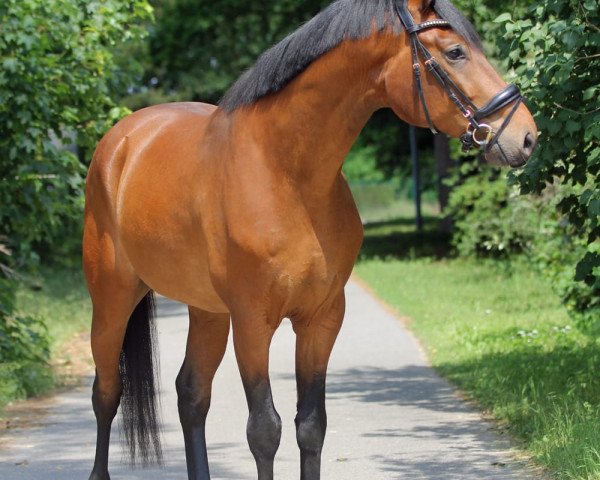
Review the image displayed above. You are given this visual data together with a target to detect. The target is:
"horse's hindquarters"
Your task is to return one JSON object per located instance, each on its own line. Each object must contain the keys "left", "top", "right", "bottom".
{"left": 85, "top": 102, "right": 228, "bottom": 313}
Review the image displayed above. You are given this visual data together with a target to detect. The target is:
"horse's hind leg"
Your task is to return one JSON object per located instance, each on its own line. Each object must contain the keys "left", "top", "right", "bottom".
{"left": 87, "top": 272, "right": 148, "bottom": 480}
{"left": 88, "top": 283, "right": 148, "bottom": 480}
{"left": 176, "top": 307, "right": 230, "bottom": 480}
{"left": 293, "top": 293, "right": 345, "bottom": 480}
{"left": 83, "top": 217, "right": 149, "bottom": 480}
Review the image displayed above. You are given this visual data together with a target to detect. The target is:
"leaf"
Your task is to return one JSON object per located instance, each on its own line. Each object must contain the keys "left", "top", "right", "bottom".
{"left": 494, "top": 13, "right": 512, "bottom": 23}
{"left": 575, "top": 252, "right": 600, "bottom": 282}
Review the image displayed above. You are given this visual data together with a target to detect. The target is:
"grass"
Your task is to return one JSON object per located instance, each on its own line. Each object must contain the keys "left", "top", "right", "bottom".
{"left": 355, "top": 216, "right": 600, "bottom": 480}
{"left": 16, "top": 265, "right": 91, "bottom": 350}
{"left": 0, "top": 264, "right": 91, "bottom": 410}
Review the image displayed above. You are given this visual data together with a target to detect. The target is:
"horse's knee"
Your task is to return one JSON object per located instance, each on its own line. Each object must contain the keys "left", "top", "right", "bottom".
{"left": 295, "top": 405, "right": 326, "bottom": 455}
{"left": 244, "top": 381, "right": 282, "bottom": 460}
{"left": 247, "top": 406, "right": 282, "bottom": 460}
{"left": 295, "top": 375, "right": 327, "bottom": 455}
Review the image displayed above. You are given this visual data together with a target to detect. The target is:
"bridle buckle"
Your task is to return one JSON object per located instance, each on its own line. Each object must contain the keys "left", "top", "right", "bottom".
{"left": 471, "top": 124, "right": 494, "bottom": 147}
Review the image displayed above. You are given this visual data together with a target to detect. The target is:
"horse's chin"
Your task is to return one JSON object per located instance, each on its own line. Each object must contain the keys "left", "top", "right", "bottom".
{"left": 483, "top": 143, "right": 528, "bottom": 168}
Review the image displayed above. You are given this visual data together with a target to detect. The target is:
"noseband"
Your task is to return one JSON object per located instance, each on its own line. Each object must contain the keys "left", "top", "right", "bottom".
{"left": 396, "top": 0, "right": 523, "bottom": 153}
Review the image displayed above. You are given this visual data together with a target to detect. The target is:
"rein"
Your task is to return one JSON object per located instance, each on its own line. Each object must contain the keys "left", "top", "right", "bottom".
{"left": 395, "top": 0, "right": 523, "bottom": 154}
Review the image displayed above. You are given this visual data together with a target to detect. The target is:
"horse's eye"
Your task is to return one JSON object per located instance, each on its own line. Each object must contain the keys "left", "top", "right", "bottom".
{"left": 445, "top": 46, "right": 466, "bottom": 61}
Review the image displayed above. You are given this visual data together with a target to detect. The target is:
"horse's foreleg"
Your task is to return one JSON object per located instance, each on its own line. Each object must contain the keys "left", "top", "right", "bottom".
{"left": 293, "top": 293, "right": 345, "bottom": 480}
{"left": 231, "top": 316, "right": 281, "bottom": 480}
{"left": 176, "top": 308, "right": 230, "bottom": 480}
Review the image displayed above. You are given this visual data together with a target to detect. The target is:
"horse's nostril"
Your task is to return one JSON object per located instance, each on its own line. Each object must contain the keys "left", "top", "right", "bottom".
{"left": 523, "top": 132, "right": 535, "bottom": 155}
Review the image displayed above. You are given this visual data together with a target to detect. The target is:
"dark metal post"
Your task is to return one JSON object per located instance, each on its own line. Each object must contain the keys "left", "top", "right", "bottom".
{"left": 409, "top": 125, "right": 423, "bottom": 231}
{"left": 434, "top": 133, "right": 453, "bottom": 233}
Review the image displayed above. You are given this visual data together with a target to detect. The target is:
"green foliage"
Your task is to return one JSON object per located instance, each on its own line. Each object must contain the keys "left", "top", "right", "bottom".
{"left": 447, "top": 167, "right": 536, "bottom": 257}
{"left": 447, "top": 0, "right": 599, "bottom": 319}
{"left": 0, "top": 243, "right": 53, "bottom": 408}
{"left": 0, "top": 0, "right": 151, "bottom": 408}
{"left": 16, "top": 265, "right": 92, "bottom": 349}
{"left": 146, "top": 0, "right": 328, "bottom": 104}
{"left": 448, "top": 162, "right": 599, "bottom": 319}
{"left": 0, "top": 0, "right": 153, "bottom": 264}
{"left": 0, "top": 314, "right": 53, "bottom": 405}
{"left": 496, "top": 1, "right": 600, "bottom": 309}
{"left": 0, "top": 314, "right": 50, "bottom": 366}
{"left": 343, "top": 145, "right": 385, "bottom": 182}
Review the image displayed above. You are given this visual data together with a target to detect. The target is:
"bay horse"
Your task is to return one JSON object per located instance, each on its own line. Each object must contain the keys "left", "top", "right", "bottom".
{"left": 83, "top": 0, "right": 537, "bottom": 479}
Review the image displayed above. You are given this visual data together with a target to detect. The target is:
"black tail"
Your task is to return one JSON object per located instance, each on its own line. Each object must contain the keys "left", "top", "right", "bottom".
{"left": 120, "top": 291, "right": 163, "bottom": 466}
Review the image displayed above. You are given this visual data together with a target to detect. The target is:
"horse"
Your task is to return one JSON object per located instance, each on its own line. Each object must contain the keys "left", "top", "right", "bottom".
{"left": 83, "top": 0, "right": 537, "bottom": 479}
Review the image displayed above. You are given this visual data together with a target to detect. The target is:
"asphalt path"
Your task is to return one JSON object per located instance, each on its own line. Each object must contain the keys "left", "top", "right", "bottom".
{"left": 0, "top": 279, "right": 536, "bottom": 479}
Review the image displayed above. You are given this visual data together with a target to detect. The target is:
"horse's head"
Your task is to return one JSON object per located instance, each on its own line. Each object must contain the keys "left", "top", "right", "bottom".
{"left": 382, "top": 0, "right": 537, "bottom": 167}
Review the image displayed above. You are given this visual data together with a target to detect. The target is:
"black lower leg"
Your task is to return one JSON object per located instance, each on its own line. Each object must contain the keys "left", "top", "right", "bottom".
{"left": 89, "top": 374, "right": 121, "bottom": 480}
{"left": 244, "top": 380, "right": 282, "bottom": 480}
{"left": 295, "top": 374, "right": 327, "bottom": 480}
{"left": 176, "top": 367, "right": 211, "bottom": 480}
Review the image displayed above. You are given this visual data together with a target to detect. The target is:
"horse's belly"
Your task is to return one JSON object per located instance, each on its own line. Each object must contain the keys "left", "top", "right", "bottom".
{"left": 124, "top": 234, "right": 228, "bottom": 313}
{"left": 117, "top": 187, "right": 228, "bottom": 314}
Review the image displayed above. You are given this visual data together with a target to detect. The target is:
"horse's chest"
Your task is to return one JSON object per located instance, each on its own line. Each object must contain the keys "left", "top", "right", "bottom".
{"left": 220, "top": 211, "right": 361, "bottom": 316}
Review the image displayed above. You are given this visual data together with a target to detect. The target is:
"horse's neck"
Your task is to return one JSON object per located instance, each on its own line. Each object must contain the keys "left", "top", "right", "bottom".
{"left": 232, "top": 36, "right": 395, "bottom": 196}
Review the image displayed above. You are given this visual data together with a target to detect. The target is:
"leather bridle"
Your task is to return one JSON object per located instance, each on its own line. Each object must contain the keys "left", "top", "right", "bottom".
{"left": 396, "top": 0, "right": 523, "bottom": 154}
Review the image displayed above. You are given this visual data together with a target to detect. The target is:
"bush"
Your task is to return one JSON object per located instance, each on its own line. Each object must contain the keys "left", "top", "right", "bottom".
{"left": 343, "top": 144, "right": 385, "bottom": 182}
{"left": 0, "top": 0, "right": 153, "bottom": 407}
{"left": 447, "top": 168, "right": 531, "bottom": 257}
{"left": 447, "top": 0, "right": 599, "bottom": 321}
{"left": 0, "top": 0, "right": 153, "bottom": 266}
{"left": 497, "top": 0, "right": 599, "bottom": 317}
{"left": 0, "top": 316, "right": 53, "bottom": 406}
{"left": 448, "top": 161, "right": 599, "bottom": 323}
{"left": 0, "top": 244, "right": 53, "bottom": 409}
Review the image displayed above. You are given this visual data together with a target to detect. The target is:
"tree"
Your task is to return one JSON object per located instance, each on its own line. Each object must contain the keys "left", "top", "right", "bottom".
{"left": 0, "top": 0, "right": 153, "bottom": 405}
{"left": 497, "top": 0, "right": 599, "bottom": 317}
{"left": 447, "top": 0, "right": 599, "bottom": 319}
{"left": 142, "top": 0, "right": 329, "bottom": 105}
{"left": 0, "top": 0, "right": 153, "bottom": 264}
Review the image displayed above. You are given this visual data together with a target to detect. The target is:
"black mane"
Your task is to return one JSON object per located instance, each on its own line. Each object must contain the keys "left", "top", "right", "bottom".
{"left": 220, "top": 0, "right": 482, "bottom": 112}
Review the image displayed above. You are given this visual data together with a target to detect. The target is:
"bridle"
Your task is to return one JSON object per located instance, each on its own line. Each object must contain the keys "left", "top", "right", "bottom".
{"left": 395, "top": 0, "right": 523, "bottom": 154}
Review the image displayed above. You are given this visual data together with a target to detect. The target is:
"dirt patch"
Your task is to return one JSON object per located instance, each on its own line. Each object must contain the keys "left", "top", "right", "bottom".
{"left": 51, "top": 331, "right": 94, "bottom": 387}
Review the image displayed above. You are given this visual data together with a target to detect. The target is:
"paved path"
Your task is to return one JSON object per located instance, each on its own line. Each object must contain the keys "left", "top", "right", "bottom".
{"left": 0, "top": 280, "right": 535, "bottom": 479}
